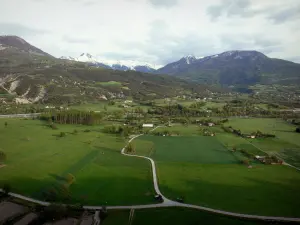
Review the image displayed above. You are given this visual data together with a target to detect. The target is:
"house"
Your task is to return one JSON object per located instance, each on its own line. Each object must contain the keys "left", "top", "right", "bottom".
{"left": 246, "top": 135, "right": 256, "bottom": 139}
{"left": 208, "top": 122, "right": 215, "bottom": 127}
{"left": 142, "top": 124, "right": 154, "bottom": 128}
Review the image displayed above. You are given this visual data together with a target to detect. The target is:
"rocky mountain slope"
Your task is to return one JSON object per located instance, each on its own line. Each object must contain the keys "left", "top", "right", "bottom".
{"left": 157, "top": 51, "right": 300, "bottom": 87}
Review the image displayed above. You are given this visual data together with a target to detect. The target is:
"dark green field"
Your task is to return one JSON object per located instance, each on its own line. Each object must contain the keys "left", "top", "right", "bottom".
{"left": 135, "top": 136, "right": 238, "bottom": 164}
{"left": 103, "top": 208, "right": 286, "bottom": 225}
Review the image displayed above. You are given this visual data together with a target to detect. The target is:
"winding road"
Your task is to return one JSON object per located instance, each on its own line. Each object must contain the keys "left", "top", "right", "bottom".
{"left": 1, "top": 126, "right": 300, "bottom": 223}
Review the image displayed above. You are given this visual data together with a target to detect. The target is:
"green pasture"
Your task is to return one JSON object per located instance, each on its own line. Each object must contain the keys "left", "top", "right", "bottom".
{"left": 0, "top": 119, "right": 154, "bottom": 205}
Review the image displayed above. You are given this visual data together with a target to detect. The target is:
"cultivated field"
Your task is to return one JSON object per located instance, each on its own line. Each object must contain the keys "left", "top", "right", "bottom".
{"left": 227, "top": 118, "right": 300, "bottom": 167}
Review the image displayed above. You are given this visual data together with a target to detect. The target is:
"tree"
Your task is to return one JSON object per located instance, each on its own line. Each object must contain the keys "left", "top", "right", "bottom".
{"left": 296, "top": 127, "right": 300, "bottom": 133}
{"left": 4, "top": 122, "right": 7, "bottom": 128}
{"left": 66, "top": 173, "right": 75, "bottom": 184}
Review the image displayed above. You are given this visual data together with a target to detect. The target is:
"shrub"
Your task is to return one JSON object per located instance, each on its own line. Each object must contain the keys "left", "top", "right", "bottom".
{"left": 296, "top": 127, "right": 300, "bottom": 133}
{"left": 73, "top": 129, "right": 78, "bottom": 134}
{"left": 59, "top": 132, "right": 66, "bottom": 137}
{"left": 84, "top": 129, "right": 91, "bottom": 133}
{"left": 4, "top": 122, "right": 7, "bottom": 127}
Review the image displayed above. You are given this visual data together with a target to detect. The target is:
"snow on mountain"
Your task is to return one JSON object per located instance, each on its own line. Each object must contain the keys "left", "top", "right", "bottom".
{"left": 77, "top": 53, "right": 98, "bottom": 64}
{"left": 60, "top": 53, "right": 160, "bottom": 73}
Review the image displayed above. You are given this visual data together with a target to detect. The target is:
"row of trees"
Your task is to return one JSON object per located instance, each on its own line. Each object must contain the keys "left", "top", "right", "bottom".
{"left": 40, "top": 110, "right": 103, "bottom": 125}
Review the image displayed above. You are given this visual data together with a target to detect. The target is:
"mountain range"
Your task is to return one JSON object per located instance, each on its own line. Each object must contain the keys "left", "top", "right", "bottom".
{"left": 61, "top": 51, "right": 300, "bottom": 89}
{"left": 1, "top": 35, "right": 300, "bottom": 105}
{"left": 60, "top": 53, "right": 157, "bottom": 73}
{"left": 0, "top": 36, "right": 213, "bottom": 105}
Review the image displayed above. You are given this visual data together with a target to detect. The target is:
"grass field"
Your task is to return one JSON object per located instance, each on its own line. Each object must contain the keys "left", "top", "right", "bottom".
{"left": 95, "top": 81, "right": 122, "bottom": 87}
{"left": 103, "top": 208, "right": 283, "bottom": 225}
{"left": 135, "top": 136, "right": 238, "bottom": 164}
{"left": 0, "top": 119, "right": 154, "bottom": 205}
{"left": 134, "top": 134, "right": 300, "bottom": 217}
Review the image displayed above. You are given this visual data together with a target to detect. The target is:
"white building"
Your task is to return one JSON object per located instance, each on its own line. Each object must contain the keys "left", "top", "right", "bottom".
{"left": 142, "top": 124, "right": 154, "bottom": 128}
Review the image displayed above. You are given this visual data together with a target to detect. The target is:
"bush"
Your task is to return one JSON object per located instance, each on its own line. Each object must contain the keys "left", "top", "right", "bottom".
{"left": 125, "top": 143, "right": 135, "bottom": 154}
{"left": 59, "top": 132, "right": 66, "bottom": 137}
{"left": 50, "top": 124, "right": 58, "bottom": 130}
{"left": 296, "top": 127, "right": 300, "bottom": 133}
{"left": 84, "top": 129, "right": 91, "bottom": 133}
{"left": 73, "top": 129, "right": 78, "bottom": 134}
{"left": 2, "top": 183, "right": 11, "bottom": 195}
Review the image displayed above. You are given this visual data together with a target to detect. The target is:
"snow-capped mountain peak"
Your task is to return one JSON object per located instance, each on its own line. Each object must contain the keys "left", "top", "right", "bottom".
{"left": 77, "top": 53, "right": 98, "bottom": 63}
{"left": 182, "top": 55, "right": 198, "bottom": 64}
{"left": 59, "top": 53, "right": 160, "bottom": 73}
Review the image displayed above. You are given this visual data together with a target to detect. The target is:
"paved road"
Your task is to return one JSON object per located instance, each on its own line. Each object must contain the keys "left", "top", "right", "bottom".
{"left": 1, "top": 126, "right": 300, "bottom": 222}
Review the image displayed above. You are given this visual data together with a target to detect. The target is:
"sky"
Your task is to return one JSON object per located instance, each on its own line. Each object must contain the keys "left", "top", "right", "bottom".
{"left": 0, "top": 0, "right": 300, "bottom": 67}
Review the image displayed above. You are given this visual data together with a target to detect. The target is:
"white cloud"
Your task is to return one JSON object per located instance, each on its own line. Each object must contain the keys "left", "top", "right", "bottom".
{"left": 0, "top": 0, "right": 299, "bottom": 64}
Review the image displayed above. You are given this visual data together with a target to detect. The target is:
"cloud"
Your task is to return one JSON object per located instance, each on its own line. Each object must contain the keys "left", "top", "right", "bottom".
{"left": 1, "top": 0, "right": 299, "bottom": 65}
{"left": 0, "top": 22, "right": 48, "bottom": 37}
{"left": 207, "top": 0, "right": 255, "bottom": 20}
{"left": 63, "top": 35, "right": 93, "bottom": 44}
{"left": 268, "top": 5, "right": 300, "bottom": 24}
{"left": 148, "top": 0, "right": 178, "bottom": 8}
{"left": 207, "top": 0, "right": 300, "bottom": 24}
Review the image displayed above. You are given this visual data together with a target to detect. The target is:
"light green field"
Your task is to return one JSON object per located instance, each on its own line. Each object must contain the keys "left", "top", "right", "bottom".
{"left": 153, "top": 125, "right": 201, "bottom": 136}
{"left": 135, "top": 136, "right": 238, "bottom": 164}
{"left": 96, "top": 81, "right": 122, "bottom": 86}
{"left": 0, "top": 119, "right": 154, "bottom": 205}
{"left": 134, "top": 134, "right": 300, "bottom": 217}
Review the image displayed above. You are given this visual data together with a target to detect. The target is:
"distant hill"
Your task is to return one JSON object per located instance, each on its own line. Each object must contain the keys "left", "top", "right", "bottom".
{"left": 156, "top": 51, "right": 300, "bottom": 87}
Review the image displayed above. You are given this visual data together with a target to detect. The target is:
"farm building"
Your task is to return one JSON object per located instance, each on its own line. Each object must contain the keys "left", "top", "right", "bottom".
{"left": 208, "top": 123, "right": 215, "bottom": 127}
{"left": 143, "top": 124, "right": 154, "bottom": 128}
